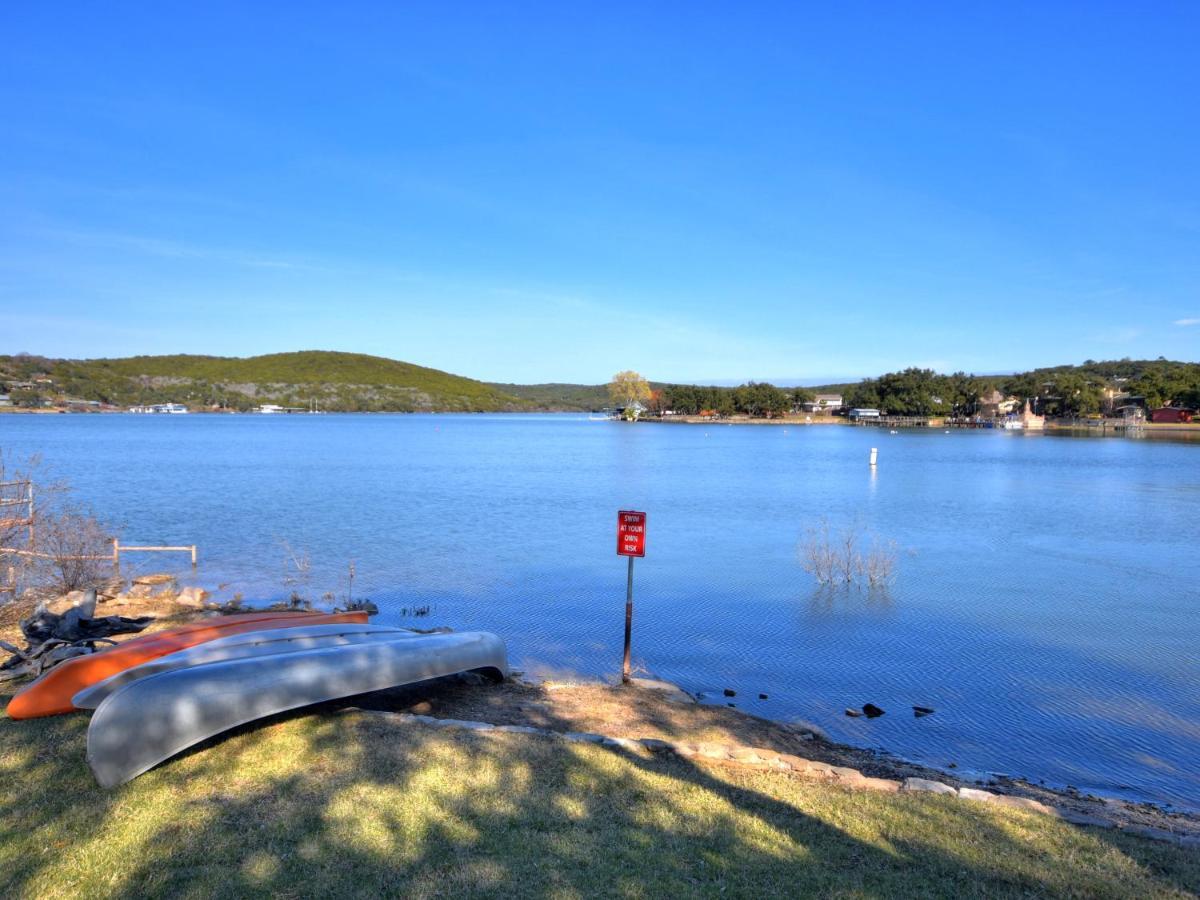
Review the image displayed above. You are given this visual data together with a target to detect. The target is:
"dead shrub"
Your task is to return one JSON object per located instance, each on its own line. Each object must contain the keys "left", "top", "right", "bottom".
{"left": 800, "top": 520, "right": 899, "bottom": 590}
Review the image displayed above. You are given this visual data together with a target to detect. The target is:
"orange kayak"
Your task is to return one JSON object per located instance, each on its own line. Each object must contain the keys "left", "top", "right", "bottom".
{"left": 6, "top": 610, "right": 369, "bottom": 719}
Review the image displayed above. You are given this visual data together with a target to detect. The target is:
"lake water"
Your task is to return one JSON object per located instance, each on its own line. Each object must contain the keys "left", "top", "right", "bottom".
{"left": 2, "top": 414, "right": 1198, "bottom": 810}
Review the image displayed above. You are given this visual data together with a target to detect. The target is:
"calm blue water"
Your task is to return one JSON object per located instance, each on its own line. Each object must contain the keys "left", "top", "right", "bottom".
{"left": 2, "top": 414, "right": 1198, "bottom": 810}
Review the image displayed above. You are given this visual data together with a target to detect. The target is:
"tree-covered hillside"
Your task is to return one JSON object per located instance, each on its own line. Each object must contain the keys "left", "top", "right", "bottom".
{"left": 839, "top": 359, "right": 1200, "bottom": 417}
{"left": 486, "top": 382, "right": 611, "bottom": 411}
{"left": 0, "top": 351, "right": 525, "bottom": 412}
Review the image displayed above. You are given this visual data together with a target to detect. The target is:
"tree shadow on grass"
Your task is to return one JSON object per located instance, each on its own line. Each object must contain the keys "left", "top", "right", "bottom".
{"left": 1, "top": 680, "right": 1198, "bottom": 899}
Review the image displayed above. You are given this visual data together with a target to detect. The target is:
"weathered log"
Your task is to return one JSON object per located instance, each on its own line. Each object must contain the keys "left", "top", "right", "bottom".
{"left": 0, "top": 589, "right": 153, "bottom": 682}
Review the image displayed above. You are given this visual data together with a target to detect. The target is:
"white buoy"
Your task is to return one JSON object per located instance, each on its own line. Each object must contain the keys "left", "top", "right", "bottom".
{"left": 869, "top": 447, "right": 878, "bottom": 466}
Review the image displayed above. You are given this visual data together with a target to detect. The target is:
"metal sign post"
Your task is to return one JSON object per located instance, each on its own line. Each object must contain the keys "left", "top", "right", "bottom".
{"left": 616, "top": 510, "right": 647, "bottom": 684}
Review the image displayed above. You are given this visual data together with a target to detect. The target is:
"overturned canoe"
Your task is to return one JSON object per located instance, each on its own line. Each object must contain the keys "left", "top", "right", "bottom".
{"left": 73, "top": 623, "right": 418, "bottom": 709}
{"left": 6, "top": 610, "right": 369, "bottom": 719}
{"left": 87, "top": 630, "right": 507, "bottom": 787}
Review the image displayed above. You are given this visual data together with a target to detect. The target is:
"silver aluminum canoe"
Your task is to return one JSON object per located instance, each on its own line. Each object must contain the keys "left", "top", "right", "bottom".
{"left": 72, "top": 624, "right": 417, "bottom": 710}
{"left": 86, "top": 631, "right": 507, "bottom": 788}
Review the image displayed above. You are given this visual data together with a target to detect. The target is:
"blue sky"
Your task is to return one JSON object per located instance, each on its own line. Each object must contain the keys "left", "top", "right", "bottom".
{"left": 2, "top": 3, "right": 1197, "bottom": 384}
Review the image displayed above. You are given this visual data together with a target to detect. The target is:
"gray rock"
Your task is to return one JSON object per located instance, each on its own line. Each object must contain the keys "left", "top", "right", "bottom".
{"left": 859, "top": 777, "right": 901, "bottom": 793}
{"left": 1057, "top": 810, "right": 1113, "bottom": 828}
{"left": 777, "top": 754, "right": 810, "bottom": 771}
{"left": 902, "top": 778, "right": 957, "bottom": 796}
{"left": 957, "top": 787, "right": 996, "bottom": 803}
{"left": 602, "top": 737, "right": 651, "bottom": 756}
{"left": 45, "top": 590, "right": 92, "bottom": 616}
{"left": 174, "top": 586, "right": 209, "bottom": 608}
{"left": 990, "top": 795, "right": 1056, "bottom": 815}
{"left": 638, "top": 738, "right": 672, "bottom": 752}
{"left": 562, "top": 732, "right": 605, "bottom": 744}
{"left": 729, "top": 748, "right": 764, "bottom": 763}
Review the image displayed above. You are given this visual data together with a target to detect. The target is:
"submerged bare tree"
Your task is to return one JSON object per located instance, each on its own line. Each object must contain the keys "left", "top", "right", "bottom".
{"left": 800, "top": 520, "right": 899, "bottom": 590}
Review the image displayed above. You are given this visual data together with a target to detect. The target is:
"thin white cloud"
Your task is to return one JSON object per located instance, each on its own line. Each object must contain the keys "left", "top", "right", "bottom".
{"left": 26, "top": 226, "right": 324, "bottom": 272}
{"left": 1174, "top": 318, "right": 1200, "bottom": 327}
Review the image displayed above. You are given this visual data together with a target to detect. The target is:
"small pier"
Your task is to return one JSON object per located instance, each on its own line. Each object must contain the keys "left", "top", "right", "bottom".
{"left": 851, "top": 415, "right": 934, "bottom": 428}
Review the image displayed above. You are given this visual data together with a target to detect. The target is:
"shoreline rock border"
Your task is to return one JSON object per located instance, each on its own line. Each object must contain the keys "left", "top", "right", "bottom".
{"left": 356, "top": 708, "right": 1199, "bottom": 849}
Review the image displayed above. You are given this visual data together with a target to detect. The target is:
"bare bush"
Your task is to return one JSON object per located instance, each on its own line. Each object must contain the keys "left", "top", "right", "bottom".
{"left": 800, "top": 520, "right": 899, "bottom": 590}
{"left": 31, "top": 507, "right": 112, "bottom": 593}
{"left": 0, "top": 452, "right": 115, "bottom": 600}
{"left": 280, "top": 540, "right": 312, "bottom": 599}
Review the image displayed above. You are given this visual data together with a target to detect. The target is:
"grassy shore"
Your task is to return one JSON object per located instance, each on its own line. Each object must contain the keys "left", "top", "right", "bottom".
{"left": 2, "top": 677, "right": 1198, "bottom": 898}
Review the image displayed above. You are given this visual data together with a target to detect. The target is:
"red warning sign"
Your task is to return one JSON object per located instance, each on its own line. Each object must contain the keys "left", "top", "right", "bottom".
{"left": 616, "top": 510, "right": 646, "bottom": 557}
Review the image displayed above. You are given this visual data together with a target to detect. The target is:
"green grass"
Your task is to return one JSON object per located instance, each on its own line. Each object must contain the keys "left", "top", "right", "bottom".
{"left": 1, "top": 706, "right": 1197, "bottom": 898}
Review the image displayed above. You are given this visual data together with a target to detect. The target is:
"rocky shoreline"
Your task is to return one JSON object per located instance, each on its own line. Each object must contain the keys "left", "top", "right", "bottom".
{"left": 2, "top": 585, "right": 1196, "bottom": 844}
{"left": 354, "top": 674, "right": 1200, "bottom": 847}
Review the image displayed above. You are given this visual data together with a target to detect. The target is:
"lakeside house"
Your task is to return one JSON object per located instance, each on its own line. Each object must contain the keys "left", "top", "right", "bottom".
{"left": 848, "top": 408, "right": 881, "bottom": 420}
{"left": 130, "top": 403, "right": 189, "bottom": 414}
{"left": 1105, "top": 392, "right": 1147, "bottom": 414}
{"left": 978, "top": 389, "right": 1019, "bottom": 418}
{"left": 1150, "top": 407, "right": 1195, "bottom": 424}
{"left": 0, "top": 394, "right": 11, "bottom": 407}
{"left": 800, "top": 393, "right": 843, "bottom": 413}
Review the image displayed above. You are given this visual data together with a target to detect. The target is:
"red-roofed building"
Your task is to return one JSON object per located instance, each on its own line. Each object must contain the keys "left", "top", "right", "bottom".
{"left": 1150, "top": 407, "right": 1195, "bottom": 424}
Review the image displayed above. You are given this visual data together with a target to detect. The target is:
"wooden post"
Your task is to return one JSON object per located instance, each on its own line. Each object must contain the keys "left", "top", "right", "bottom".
{"left": 622, "top": 556, "right": 634, "bottom": 684}
{"left": 191, "top": 545, "right": 197, "bottom": 567}
{"left": 27, "top": 481, "right": 34, "bottom": 546}
{"left": 112, "top": 538, "right": 120, "bottom": 573}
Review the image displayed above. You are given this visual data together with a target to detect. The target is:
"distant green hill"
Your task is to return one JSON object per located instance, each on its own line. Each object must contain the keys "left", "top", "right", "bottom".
{"left": 0, "top": 351, "right": 527, "bottom": 412}
{"left": 486, "top": 382, "right": 610, "bottom": 411}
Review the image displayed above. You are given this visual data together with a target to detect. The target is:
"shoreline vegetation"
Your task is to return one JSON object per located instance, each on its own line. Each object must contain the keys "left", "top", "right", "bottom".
{"left": 2, "top": 593, "right": 1199, "bottom": 896}
{"left": 3, "top": 351, "right": 1199, "bottom": 422}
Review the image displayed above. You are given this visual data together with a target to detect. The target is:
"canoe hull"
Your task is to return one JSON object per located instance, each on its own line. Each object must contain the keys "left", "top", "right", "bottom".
{"left": 87, "top": 631, "right": 507, "bottom": 787}
{"left": 73, "top": 623, "right": 417, "bottom": 709}
{"left": 7, "top": 610, "right": 369, "bottom": 719}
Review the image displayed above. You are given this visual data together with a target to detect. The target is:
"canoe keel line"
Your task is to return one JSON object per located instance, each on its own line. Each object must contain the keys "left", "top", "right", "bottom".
{"left": 86, "top": 630, "right": 508, "bottom": 787}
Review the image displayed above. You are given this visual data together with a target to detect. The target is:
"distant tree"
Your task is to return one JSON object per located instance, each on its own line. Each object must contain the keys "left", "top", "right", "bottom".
{"left": 844, "top": 379, "right": 881, "bottom": 411}
{"left": 790, "top": 387, "right": 816, "bottom": 410}
{"left": 608, "top": 370, "right": 651, "bottom": 419}
{"left": 733, "top": 382, "right": 790, "bottom": 418}
{"left": 10, "top": 388, "right": 45, "bottom": 408}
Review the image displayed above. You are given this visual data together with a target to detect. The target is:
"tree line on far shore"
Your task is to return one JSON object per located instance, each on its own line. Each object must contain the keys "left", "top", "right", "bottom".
{"left": 622, "top": 358, "right": 1200, "bottom": 419}
{"left": 841, "top": 360, "right": 1200, "bottom": 417}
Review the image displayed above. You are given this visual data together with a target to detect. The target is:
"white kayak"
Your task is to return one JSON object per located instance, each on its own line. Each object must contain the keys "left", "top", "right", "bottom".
{"left": 72, "top": 623, "right": 418, "bottom": 710}
{"left": 86, "top": 630, "right": 507, "bottom": 788}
